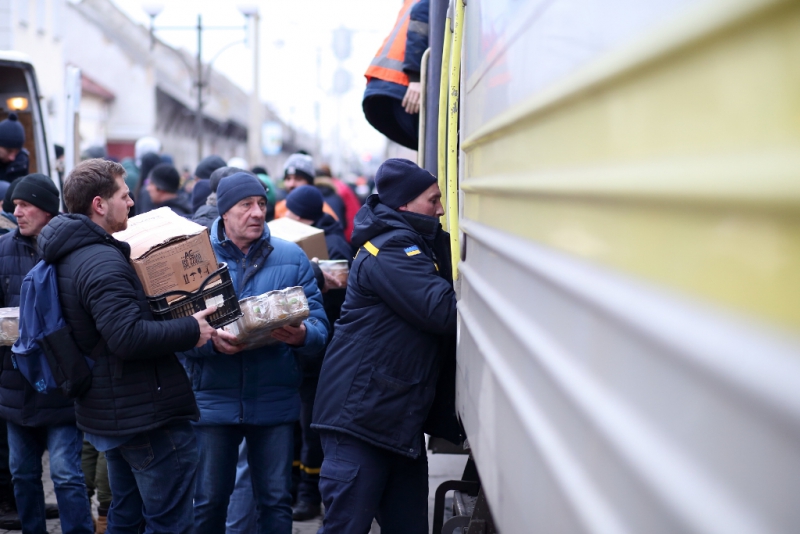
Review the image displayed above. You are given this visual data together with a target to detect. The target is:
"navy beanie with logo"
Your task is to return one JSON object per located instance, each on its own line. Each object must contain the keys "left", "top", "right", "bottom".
{"left": 217, "top": 172, "right": 267, "bottom": 215}
{"left": 286, "top": 185, "right": 324, "bottom": 222}
{"left": 375, "top": 158, "right": 437, "bottom": 209}
{"left": 0, "top": 113, "right": 25, "bottom": 150}
{"left": 11, "top": 173, "right": 60, "bottom": 216}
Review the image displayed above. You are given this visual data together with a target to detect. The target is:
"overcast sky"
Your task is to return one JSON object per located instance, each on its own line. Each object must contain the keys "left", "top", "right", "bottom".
{"left": 109, "top": 0, "right": 404, "bottom": 164}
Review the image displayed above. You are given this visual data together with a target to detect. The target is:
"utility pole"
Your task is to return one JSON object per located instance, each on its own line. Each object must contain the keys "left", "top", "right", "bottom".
{"left": 247, "top": 10, "right": 261, "bottom": 167}
{"left": 196, "top": 14, "right": 204, "bottom": 163}
{"left": 146, "top": 8, "right": 248, "bottom": 167}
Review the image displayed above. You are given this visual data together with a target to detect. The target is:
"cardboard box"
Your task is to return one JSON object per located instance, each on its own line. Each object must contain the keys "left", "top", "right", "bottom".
{"left": 114, "top": 207, "right": 219, "bottom": 296}
{"left": 267, "top": 217, "right": 328, "bottom": 260}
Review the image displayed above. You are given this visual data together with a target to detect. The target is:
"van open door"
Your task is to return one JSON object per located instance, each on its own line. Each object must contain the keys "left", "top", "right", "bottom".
{"left": 0, "top": 52, "right": 58, "bottom": 192}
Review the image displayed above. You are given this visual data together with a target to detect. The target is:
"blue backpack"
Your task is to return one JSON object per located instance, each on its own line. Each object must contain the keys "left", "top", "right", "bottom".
{"left": 11, "top": 260, "right": 102, "bottom": 398}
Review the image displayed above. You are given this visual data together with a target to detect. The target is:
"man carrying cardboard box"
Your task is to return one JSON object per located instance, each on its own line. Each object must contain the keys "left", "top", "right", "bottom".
{"left": 181, "top": 172, "right": 329, "bottom": 534}
{"left": 36, "top": 159, "right": 218, "bottom": 534}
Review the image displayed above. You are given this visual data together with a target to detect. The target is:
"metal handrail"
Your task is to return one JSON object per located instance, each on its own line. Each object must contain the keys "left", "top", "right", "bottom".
{"left": 418, "top": 47, "right": 432, "bottom": 168}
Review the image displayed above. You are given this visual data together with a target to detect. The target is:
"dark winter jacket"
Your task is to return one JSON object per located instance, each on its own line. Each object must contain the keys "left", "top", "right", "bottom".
{"left": 0, "top": 229, "right": 75, "bottom": 427}
{"left": 310, "top": 213, "right": 352, "bottom": 311}
{"left": 193, "top": 193, "right": 219, "bottom": 229}
{"left": 37, "top": 214, "right": 200, "bottom": 436}
{"left": 156, "top": 196, "right": 192, "bottom": 218}
{"left": 317, "top": 214, "right": 353, "bottom": 264}
{"left": 305, "top": 214, "right": 353, "bottom": 376}
{"left": 312, "top": 195, "right": 464, "bottom": 458}
{"left": 181, "top": 218, "right": 329, "bottom": 426}
{"left": 0, "top": 149, "right": 29, "bottom": 183}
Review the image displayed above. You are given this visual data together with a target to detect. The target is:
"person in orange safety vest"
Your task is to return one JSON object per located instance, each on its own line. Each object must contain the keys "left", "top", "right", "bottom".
{"left": 362, "top": 0, "right": 429, "bottom": 151}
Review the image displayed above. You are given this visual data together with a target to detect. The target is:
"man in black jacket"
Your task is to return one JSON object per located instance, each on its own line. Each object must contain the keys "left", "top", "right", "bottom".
{"left": 0, "top": 174, "right": 94, "bottom": 533}
{"left": 284, "top": 185, "right": 352, "bottom": 521}
{"left": 37, "top": 159, "right": 218, "bottom": 534}
{"left": 313, "top": 158, "right": 464, "bottom": 533}
{"left": 143, "top": 163, "right": 191, "bottom": 217}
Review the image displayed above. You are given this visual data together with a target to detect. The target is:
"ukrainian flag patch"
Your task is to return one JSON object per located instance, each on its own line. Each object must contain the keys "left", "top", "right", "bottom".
{"left": 405, "top": 245, "right": 421, "bottom": 257}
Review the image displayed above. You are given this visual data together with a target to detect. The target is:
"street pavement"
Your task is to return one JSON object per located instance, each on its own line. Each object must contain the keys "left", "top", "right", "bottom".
{"left": 2, "top": 450, "right": 468, "bottom": 534}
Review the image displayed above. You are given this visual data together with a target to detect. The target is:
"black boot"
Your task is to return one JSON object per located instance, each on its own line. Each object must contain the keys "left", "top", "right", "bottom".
{"left": 0, "top": 498, "right": 21, "bottom": 530}
{"left": 45, "top": 502, "right": 59, "bottom": 519}
{"left": 291, "top": 500, "right": 321, "bottom": 521}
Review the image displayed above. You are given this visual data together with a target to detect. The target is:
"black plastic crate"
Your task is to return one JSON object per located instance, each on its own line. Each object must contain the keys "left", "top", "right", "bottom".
{"left": 147, "top": 263, "right": 242, "bottom": 329}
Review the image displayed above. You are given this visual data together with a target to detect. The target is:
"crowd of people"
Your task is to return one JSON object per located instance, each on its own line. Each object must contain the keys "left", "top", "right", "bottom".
{"left": 0, "top": 108, "right": 462, "bottom": 534}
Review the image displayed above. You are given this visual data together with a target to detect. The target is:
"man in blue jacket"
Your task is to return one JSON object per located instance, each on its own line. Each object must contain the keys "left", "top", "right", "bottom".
{"left": 0, "top": 174, "right": 94, "bottom": 533}
{"left": 313, "top": 158, "right": 464, "bottom": 534}
{"left": 182, "top": 172, "right": 329, "bottom": 534}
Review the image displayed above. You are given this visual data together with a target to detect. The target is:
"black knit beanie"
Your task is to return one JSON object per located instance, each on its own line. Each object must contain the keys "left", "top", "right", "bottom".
{"left": 11, "top": 173, "right": 60, "bottom": 216}
{"left": 149, "top": 163, "right": 180, "bottom": 193}
{"left": 286, "top": 185, "right": 324, "bottom": 222}
{"left": 194, "top": 155, "right": 226, "bottom": 180}
{"left": 375, "top": 158, "right": 437, "bottom": 209}
{"left": 209, "top": 166, "right": 248, "bottom": 193}
{"left": 0, "top": 113, "right": 25, "bottom": 149}
{"left": 217, "top": 172, "right": 267, "bottom": 215}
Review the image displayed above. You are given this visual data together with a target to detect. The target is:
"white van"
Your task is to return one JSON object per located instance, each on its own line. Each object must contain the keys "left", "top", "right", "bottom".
{"left": 0, "top": 51, "right": 59, "bottom": 190}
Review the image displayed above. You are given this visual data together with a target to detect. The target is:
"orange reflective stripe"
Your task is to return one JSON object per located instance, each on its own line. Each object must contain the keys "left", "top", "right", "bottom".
{"left": 387, "top": 16, "right": 411, "bottom": 61}
{"left": 365, "top": 66, "right": 409, "bottom": 86}
{"left": 365, "top": 0, "right": 416, "bottom": 87}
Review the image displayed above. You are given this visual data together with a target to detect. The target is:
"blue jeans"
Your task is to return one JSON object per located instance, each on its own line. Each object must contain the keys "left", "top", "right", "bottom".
{"left": 194, "top": 423, "right": 293, "bottom": 534}
{"left": 318, "top": 431, "right": 428, "bottom": 534}
{"left": 225, "top": 441, "right": 257, "bottom": 534}
{"left": 7, "top": 422, "right": 93, "bottom": 534}
{"left": 104, "top": 422, "right": 198, "bottom": 534}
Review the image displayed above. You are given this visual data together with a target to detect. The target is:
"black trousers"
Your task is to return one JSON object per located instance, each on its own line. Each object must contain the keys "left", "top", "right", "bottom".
{"left": 317, "top": 431, "right": 428, "bottom": 534}
{"left": 0, "top": 421, "right": 13, "bottom": 503}
{"left": 297, "top": 374, "right": 324, "bottom": 505}
{"left": 363, "top": 95, "right": 419, "bottom": 150}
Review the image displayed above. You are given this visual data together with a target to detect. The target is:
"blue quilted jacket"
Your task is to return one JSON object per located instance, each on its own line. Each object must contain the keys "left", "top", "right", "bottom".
{"left": 181, "top": 218, "right": 329, "bottom": 426}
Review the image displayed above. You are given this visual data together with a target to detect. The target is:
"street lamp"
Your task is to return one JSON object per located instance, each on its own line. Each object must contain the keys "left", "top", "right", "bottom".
{"left": 144, "top": 4, "right": 250, "bottom": 164}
